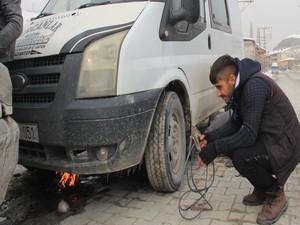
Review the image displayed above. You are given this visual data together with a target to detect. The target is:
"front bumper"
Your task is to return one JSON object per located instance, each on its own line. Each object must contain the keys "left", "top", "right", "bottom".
{"left": 18, "top": 89, "right": 162, "bottom": 174}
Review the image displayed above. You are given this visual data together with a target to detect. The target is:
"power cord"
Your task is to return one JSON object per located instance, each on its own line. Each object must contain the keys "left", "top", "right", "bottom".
{"left": 178, "top": 129, "right": 215, "bottom": 220}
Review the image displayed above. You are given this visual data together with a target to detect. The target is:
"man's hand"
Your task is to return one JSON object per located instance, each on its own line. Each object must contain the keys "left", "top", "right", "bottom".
{"left": 197, "top": 154, "right": 206, "bottom": 167}
{"left": 199, "top": 134, "right": 207, "bottom": 148}
{"left": 197, "top": 143, "right": 217, "bottom": 166}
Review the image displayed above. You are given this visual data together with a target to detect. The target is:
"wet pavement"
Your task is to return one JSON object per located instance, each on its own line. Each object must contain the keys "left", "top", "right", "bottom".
{"left": 1, "top": 71, "right": 300, "bottom": 225}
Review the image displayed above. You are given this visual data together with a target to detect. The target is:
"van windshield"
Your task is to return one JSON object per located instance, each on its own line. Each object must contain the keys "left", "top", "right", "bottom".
{"left": 40, "top": 0, "right": 145, "bottom": 15}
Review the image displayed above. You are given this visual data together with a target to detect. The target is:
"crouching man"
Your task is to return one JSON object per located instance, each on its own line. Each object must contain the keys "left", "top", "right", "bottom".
{"left": 197, "top": 55, "right": 300, "bottom": 224}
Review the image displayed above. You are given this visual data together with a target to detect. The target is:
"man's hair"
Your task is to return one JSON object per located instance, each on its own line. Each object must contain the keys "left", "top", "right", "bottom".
{"left": 209, "top": 55, "right": 237, "bottom": 84}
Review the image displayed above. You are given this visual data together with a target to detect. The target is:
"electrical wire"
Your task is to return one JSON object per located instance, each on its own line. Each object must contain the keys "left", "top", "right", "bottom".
{"left": 178, "top": 138, "right": 215, "bottom": 220}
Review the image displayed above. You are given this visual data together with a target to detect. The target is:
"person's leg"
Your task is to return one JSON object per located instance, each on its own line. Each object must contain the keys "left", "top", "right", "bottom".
{"left": 230, "top": 141, "right": 287, "bottom": 224}
{"left": 256, "top": 186, "right": 288, "bottom": 224}
{"left": 231, "top": 141, "right": 278, "bottom": 192}
{"left": 0, "top": 117, "right": 19, "bottom": 206}
{"left": 0, "top": 63, "right": 13, "bottom": 116}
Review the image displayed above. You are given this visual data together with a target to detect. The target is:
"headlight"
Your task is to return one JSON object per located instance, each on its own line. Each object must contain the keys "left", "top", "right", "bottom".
{"left": 76, "top": 30, "right": 128, "bottom": 98}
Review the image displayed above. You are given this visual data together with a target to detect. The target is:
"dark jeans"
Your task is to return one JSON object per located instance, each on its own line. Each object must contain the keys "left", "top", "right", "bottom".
{"left": 229, "top": 141, "right": 279, "bottom": 192}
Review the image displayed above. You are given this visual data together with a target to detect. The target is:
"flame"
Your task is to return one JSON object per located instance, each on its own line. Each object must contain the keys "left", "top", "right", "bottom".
{"left": 56, "top": 172, "right": 79, "bottom": 190}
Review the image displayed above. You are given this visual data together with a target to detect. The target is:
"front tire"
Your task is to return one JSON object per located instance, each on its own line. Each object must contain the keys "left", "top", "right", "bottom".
{"left": 145, "top": 91, "right": 186, "bottom": 192}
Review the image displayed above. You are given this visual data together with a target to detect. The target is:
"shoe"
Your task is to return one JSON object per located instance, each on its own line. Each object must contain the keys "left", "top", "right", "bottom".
{"left": 243, "top": 188, "right": 266, "bottom": 206}
{"left": 256, "top": 187, "right": 288, "bottom": 224}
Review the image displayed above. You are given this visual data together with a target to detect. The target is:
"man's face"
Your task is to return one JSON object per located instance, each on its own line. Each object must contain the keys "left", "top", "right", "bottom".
{"left": 214, "top": 74, "right": 236, "bottom": 103}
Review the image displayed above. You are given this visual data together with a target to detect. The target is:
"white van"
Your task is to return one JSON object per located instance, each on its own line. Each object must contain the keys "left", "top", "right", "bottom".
{"left": 6, "top": 0, "right": 244, "bottom": 192}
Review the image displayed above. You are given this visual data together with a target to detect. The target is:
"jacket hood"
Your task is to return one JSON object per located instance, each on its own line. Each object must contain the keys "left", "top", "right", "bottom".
{"left": 234, "top": 57, "right": 261, "bottom": 92}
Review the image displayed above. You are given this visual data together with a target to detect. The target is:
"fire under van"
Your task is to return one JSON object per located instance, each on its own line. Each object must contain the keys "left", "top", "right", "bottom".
{"left": 5, "top": 0, "right": 244, "bottom": 192}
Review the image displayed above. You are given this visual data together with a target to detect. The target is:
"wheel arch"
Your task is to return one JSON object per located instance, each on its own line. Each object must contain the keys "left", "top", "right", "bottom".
{"left": 165, "top": 80, "right": 192, "bottom": 136}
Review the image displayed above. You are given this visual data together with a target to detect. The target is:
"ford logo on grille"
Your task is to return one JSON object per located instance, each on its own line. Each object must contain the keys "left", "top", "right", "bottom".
{"left": 11, "top": 73, "right": 27, "bottom": 92}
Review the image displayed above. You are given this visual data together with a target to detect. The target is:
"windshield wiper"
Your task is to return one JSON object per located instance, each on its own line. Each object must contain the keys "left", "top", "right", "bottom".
{"left": 78, "top": 1, "right": 111, "bottom": 9}
{"left": 33, "top": 12, "right": 54, "bottom": 20}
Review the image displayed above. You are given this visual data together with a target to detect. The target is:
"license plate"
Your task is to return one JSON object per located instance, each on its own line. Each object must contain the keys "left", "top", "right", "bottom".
{"left": 19, "top": 123, "right": 39, "bottom": 143}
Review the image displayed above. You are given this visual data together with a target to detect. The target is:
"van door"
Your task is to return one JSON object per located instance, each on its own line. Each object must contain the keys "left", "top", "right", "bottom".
{"left": 160, "top": 0, "right": 218, "bottom": 124}
{"left": 208, "top": 0, "right": 244, "bottom": 60}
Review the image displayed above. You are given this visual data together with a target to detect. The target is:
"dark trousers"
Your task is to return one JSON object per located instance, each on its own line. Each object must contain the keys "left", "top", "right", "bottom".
{"left": 229, "top": 141, "right": 279, "bottom": 192}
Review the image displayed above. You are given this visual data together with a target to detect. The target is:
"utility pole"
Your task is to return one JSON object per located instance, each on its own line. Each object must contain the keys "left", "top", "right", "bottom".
{"left": 249, "top": 21, "right": 253, "bottom": 38}
{"left": 257, "top": 27, "right": 272, "bottom": 71}
{"left": 257, "top": 26, "right": 272, "bottom": 50}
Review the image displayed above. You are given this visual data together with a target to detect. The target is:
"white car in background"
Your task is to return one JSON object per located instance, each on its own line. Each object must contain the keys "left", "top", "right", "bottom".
{"left": 271, "top": 62, "right": 279, "bottom": 74}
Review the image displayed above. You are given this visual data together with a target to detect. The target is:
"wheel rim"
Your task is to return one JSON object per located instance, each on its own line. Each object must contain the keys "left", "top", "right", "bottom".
{"left": 168, "top": 109, "right": 183, "bottom": 174}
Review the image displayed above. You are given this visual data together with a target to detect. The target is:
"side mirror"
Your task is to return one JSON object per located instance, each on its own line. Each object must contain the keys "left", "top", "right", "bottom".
{"left": 159, "top": 0, "right": 201, "bottom": 41}
{"left": 170, "top": 0, "right": 200, "bottom": 24}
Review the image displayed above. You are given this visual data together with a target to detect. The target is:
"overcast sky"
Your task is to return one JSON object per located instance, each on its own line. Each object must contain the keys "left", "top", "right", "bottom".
{"left": 21, "top": 0, "right": 300, "bottom": 51}
{"left": 239, "top": 0, "right": 300, "bottom": 50}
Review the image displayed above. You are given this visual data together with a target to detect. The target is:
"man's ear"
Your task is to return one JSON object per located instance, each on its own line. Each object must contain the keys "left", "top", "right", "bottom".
{"left": 229, "top": 74, "right": 236, "bottom": 86}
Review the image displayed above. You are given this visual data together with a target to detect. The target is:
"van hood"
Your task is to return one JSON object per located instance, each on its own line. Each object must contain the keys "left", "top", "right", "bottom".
{"left": 14, "top": 2, "right": 148, "bottom": 59}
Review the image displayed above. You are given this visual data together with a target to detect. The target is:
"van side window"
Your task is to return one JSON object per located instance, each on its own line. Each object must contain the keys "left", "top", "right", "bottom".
{"left": 175, "top": 0, "right": 206, "bottom": 33}
{"left": 210, "top": 0, "right": 231, "bottom": 33}
{"left": 159, "top": 0, "right": 206, "bottom": 41}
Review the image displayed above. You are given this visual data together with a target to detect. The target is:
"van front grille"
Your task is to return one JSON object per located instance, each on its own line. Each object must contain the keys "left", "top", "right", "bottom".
{"left": 5, "top": 55, "right": 66, "bottom": 70}
{"left": 13, "top": 93, "right": 55, "bottom": 104}
{"left": 29, "top": 74, "right": 60, "bottom": 85}
{"left": 34, "top": 55, "right": 65, "bottom": 67}
{"left": 4, "top": 55, "right": 66, "bottom": 105}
